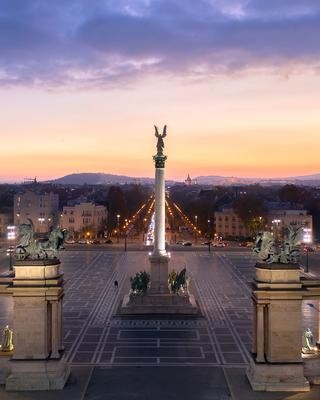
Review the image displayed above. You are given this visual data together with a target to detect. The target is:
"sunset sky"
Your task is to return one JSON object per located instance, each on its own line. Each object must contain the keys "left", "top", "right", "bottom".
{"left": 1, "top": 0, "right": 320, "bottom": 182}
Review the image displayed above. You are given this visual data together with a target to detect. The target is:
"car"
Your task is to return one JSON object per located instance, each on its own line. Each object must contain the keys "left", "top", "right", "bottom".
{"left": 201, "top": 241, "right": 212, "bottom": 246}
{"left": 105, "top": 239, "right": 113, "bottom": 244}
{"left": 176, "top": 240, "right": 184, "bottom": 245}
{"left": 239, "top": 242, "right": 247, "bottom": 247}
{"left": 92, "top": 239, "right": 100, "bottom": 244}
{"left": 65, "top": 240, "right": 75, "bottom": 244}
{"left": 77, "top": 240, "right": 87, "bottom": 244}
{"left": 182, "top": 241, "right": 192, "bottom": 246}
{"left": 213, "top": 242, "right": 226, "bottom": 247}
{"left": 304, "top": 246, "right": 316, "bottom": 252}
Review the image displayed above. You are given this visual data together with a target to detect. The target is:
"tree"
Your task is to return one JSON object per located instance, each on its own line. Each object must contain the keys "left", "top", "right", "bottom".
{"left": 279, "top": 184, "right": 306, "bottom": 205}
{"left": 233, "top": 194, "right": 266, "bottom": 234}
{"left": 107, "top": 186, "right": 128, "bottom": 233}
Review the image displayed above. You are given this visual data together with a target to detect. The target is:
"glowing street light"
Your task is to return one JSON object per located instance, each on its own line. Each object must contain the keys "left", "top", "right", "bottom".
{"left": 116, "top": 214, "right": 120, "bottom": 243}
{"left": 7, "top": 225, "right": 16, "bottom": 272}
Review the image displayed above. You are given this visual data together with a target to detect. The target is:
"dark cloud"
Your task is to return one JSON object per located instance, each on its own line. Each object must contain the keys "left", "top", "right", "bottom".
{"left": 0, "top": 0, "right": 319, "bottom": 88}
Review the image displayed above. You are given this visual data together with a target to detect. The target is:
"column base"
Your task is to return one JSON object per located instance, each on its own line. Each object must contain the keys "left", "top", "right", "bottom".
{"left": 5, "top": 360, "right": 70, "bottom": 391}
{"left": 149, "top": 253, "right": 170, "bottom": 294}
{"left": 246, "top": 354, "right": 310, "bottom": 392}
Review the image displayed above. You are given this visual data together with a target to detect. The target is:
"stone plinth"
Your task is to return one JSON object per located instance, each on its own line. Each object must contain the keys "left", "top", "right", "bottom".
{"left": 5, "top": 259, "right": 69, "bottom": 391}
{"left": 247, "top": 262, "right": 309, "bottom": 392}
{"left": 120, "top": 292, "right": 198, "bottom": 315}
{"left": 303, "top": 353, "right": 320, "bottom": 385}
{"left": 246, "top": 355, "right": 309, "bottom": 392}
{"left": 0, "top": 354, "right": 11, "bottom": 385}
{"left": 149, "top": 253, "right": 170, "bottom": 294}
{"left": 6, "top": 360, "right": 70, "bottom": 391}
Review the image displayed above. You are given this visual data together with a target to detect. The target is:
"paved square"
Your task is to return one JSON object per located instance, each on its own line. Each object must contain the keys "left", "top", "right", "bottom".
{"left": 1, "top": 249, "right": 319, "bottom": 399}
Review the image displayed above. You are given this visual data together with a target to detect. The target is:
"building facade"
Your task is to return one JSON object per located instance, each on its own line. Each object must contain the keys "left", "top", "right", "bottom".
{"left": 14, "top": 190, "right": 59, "bottom": 233}
{"left": 61, "top": 202, "right": 107, "bottom": 239}
{"left": 0, "top": 212, "right": 13, "bottom": 237}
{"left": 214, "top": 207, "right": 313, "bottom": 241}
{"left": 214, "top": 208, "right": 250, "bottom": 239}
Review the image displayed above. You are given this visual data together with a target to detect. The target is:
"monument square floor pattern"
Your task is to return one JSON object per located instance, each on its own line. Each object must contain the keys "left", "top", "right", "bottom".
{"left": 1, "top": 250, "right": 317, "bottom": 368}
{"left": 56, "top": 251, "right": 256, "bottom": 367}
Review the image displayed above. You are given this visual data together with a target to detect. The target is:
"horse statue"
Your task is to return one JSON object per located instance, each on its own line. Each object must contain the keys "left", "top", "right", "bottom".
{"left": 15, "top": 219, "right": 68, "bottom": 260}
{"left": 280, "top": 226, "right": 303, "bottom": 264}
{"left": 253, "top": 231, "right": 276, "bottom": 263}
{"left": 253, "top": 227, "right": 303, "bottom": 264}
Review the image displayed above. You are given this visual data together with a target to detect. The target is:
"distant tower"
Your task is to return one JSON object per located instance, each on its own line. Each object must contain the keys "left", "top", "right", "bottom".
{"left": 185, "top": 174, "right": 192, "bottom": 186}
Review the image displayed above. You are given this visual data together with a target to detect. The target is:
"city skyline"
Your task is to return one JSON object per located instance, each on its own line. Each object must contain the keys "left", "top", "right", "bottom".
{"left": 1, "top": 1, "right": 320, "bottom": 181}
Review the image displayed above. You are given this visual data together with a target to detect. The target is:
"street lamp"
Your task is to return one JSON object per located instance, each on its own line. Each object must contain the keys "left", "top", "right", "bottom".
{"left": 194, "top": 216, "right": 198, "bottom": 244}
{"left": 207, "top": 219, "right": 211, "bottom": 253}
{"left": 116, "top": 214, "right": 120, "bottom": 244}
{"left": 7, "top": 226, "right": 16, "bottom": 272}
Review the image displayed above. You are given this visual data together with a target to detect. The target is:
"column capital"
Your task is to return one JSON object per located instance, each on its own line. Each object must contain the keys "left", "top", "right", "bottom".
{"left": 153, "top": 154, "right": 167, "bottom": 168}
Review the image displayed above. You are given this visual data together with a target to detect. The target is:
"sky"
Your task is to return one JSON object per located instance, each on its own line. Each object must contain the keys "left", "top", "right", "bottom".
{"left": 1, "top": 0, "right": 320, "bottom": 182}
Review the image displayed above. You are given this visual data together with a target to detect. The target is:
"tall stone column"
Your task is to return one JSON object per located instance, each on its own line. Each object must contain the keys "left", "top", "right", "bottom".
{"left": 149, "top": 126, "right": 170, "bottom": 294}
{"left": 153, "top": 166, "right": 167, "bottom": 256}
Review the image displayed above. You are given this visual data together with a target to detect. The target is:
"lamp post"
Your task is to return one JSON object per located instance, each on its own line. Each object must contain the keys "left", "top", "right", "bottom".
{"left": 207, "top": 219, "right": 211, "bottom": 253}
{"left": 272, "top": 219, "right": 281, "bottom": 254}
{"left": 194, "top": 215, "right": 198, "bottom": 244}
{"left": 143, "top": 218, "right": 147, "bottom": 243}
{"left": 116, "top": 214, "right": 120, "bottom": 244}
{"left": 7, "top": 226, "right": 16, "bottom": 272}
{"left": 124, "top": 219, "right": 128, "bottom": 251}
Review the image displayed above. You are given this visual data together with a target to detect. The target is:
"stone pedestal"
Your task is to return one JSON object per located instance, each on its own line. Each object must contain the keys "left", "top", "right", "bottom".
{"left": 6, "top": 360, "right": 70, "bottom": 391}
{"left": 303, "top": 354, "right": 320, "bottom": 385}
{"left": 5, "top": 259, "right": 69, "bottom": 391}
{"left": 149, "top": 254, "right": 170, "bottom": 294}
{"left": 121, "top": 292, "right": 198, "bottom": 315}
{"left": 246, "top": 262, "right": 310, "bottom": 392}
{"left": 247, "top": 355, "right": 309, "bottom": 391}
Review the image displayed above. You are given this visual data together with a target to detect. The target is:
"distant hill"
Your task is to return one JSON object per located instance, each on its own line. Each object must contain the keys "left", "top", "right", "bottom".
{"left": 196, "top": 173, "right": 320, "bottom": 186}
{"left": 48, "top": 172, "right": 320, "bottom": 187}
{"left": 50, "top": 173, "right": 155, "bottom": 185}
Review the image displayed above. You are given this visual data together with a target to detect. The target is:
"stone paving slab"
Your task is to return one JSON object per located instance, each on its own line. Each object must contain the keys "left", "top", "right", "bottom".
{"left": 84, "top": 366, "right": 231, "bottom": 400}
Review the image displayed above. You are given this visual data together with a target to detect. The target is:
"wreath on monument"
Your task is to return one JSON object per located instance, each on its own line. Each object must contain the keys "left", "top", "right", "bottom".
{"left": 130, "top": 271, "right": 150, "bottom": 294}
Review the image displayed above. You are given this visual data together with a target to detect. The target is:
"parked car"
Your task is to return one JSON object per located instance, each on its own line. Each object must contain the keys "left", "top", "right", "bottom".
{"left": 304, "top": 246, "right": 316, "bottom": 252}
{"left": 201, "top": 241, "right": 212, "bottom": 246}
{"left": 65, "top": 240, "right": 75, "bottom": 244}
{"left": 239, "top": 242, "right": 247, "bottom": 247}
{"left": 182, "top": 241, "right": 192, "bottom": 246}
{"left": 213, "top": 242, "right": 226, "bottom": 247}
{"left": 77, "top": 240, "right": 87, "bottom": 244}
{"left": 176, "top": 240, "right": 184, "bottom": 245}
{"left": 105, "top": 239, "right": 113, "bottom": 244}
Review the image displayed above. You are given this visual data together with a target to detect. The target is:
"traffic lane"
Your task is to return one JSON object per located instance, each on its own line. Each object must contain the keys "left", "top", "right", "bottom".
{"left": 300, "top": 251, "right": 320, "bottom": 277}
{"left": 63, "top": 244, "right": 252, "bottom": 252}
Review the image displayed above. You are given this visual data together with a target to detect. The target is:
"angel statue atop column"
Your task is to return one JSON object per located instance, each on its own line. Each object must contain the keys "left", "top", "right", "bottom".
{"left": 154, "top": 125, "right": 167, "bottom": 155}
